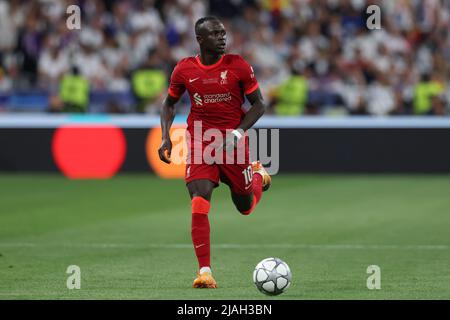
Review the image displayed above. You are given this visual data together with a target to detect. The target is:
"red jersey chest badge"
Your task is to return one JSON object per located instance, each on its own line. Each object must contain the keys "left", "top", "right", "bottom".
{"left": 200, "top": 69, "right": 232, "bottom": 86}
{"left": 220, "top": 70, "right": 228, "bottom": 85}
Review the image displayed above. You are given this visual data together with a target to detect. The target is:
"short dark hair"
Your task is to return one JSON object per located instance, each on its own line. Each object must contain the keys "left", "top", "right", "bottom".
{"left": 195, "top": 16, "right": 221, "bottom": 35}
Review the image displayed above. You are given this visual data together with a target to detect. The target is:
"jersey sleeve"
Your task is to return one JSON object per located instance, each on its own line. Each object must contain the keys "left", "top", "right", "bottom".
{"left": 237, "top": 56, "right": 259, "bottom": 95}
{"left": 167, "top": 63, "right": 186, "bottom": 99}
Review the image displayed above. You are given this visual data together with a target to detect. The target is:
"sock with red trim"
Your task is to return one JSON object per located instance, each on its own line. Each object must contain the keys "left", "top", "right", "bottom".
{"left": 253, "top": 172, "right": 263, "bottom": 204}
{"left": 191, "top": 196, "right": 211, "bottom": 269}
{"left": 241, "top": 173, "right": 263, "bottom": 216}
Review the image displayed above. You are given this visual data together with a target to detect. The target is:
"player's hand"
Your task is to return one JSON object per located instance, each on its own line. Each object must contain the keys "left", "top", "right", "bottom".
{"left": 158, "top": 138, "right": 172, "bottom": 164}
{"left": 221, "top": 129, "right": 244, "bottom": 154}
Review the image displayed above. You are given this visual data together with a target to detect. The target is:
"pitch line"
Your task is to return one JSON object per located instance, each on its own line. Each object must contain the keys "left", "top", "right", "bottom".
{"left": 0, "top": 243, "right": 448, "bottom": 250}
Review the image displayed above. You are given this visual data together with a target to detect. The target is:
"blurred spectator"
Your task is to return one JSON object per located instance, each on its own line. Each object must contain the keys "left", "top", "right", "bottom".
{"left": 0, "top": 1, "right": 18, "bottom": 53}
{"left": 365, "top": 74, "right": 396, "bottom": 116}
{"left": 271, "top": 64, "right": 308, "bottom": 116}
{"left": 413, "top": 73, "right": 446, "bottom": 115}
{"left": 58, "top": 66, "right": 89, "bottom": 113}
{"left": 38, "top": 35, "right": 69, "bottom": 91}
{"left": 0, "top": 66, "right": 12, "bottom": 92}
{"left": 73, "top": 42, "right": 109, "bottom": 90}
{"left": 131, "top": 49, "right": 167, "bottom": 113}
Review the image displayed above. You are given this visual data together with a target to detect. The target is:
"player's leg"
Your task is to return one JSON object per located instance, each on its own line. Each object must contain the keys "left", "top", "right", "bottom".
{"left": 187, "top": 179, "right": 214, "bottom": 200}
{"left": 230, "top": 192, "right": 254, "bottom": 214}
{"left": 221, "top": 161, "right": 271, "bottom": 215}
{"left": 186, "top": 175, "right": 218, "bottom": 288}
{"left": 184, "top": 130, "right": 219, "bottom": 288}
{"left": 240, "top": 160, "right": 271, "bottom": 214}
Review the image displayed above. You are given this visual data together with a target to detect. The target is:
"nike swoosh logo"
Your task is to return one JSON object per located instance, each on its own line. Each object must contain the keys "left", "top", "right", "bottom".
{"left": 244, "top": 184, "right": 252, "bottom": 190}
{"left": 189, "top": 77, "right": 200, "bottom": 83}
{"left": 195, "top": 244, "right": 205, "bottom": 249}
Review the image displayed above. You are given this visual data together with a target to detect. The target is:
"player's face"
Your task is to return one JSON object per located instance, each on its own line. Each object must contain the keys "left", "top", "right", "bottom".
{"left": 198, "top": 21, "right": 227, "bottom": 54}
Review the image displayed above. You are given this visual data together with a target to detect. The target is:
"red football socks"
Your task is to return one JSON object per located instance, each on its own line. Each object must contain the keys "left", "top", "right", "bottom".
{"left": 253, "top": 172, "right": 263, "bottom": 204}
{"left": 191, "top": 196, "right": 211, "bottom": 268}
{"left": 241, "top": 172, "right": 263, "bottom": 215}
{"left": 190, "top": 174, "right": 263, "bottom": 267}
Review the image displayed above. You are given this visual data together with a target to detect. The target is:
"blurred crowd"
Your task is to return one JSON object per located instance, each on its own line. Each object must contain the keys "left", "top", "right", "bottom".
{"left": 0, "top": 0, "right": 449, "bottom": 115}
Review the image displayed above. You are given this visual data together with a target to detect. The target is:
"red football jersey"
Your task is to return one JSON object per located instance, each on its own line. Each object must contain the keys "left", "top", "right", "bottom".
{"left": 168, "top": 54, "right": 259, "bottom": 133}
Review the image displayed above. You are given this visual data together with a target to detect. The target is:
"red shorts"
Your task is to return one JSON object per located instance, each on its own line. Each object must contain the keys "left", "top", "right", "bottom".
{"left": 185, "top": 135, "right": 253, "bottom": 195}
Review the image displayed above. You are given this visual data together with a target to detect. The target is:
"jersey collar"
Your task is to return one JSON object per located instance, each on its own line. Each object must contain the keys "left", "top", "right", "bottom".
{"left": 195, "top": 54, "right": 224, "bottom": 70}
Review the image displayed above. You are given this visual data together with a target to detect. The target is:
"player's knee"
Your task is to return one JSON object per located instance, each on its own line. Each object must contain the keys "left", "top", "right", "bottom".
{"left": 235, "top": 196, "right": 256, "bottom": 216}
{"left": 235, "top": 200, "right": 253, "bottom": 215}
{"left": 231, "top": 192, "right": 253, "bottom": 215}
{"left": 187, "top": 180, "right": 214, "bottom": 200}
{"left": 238, "top": 206, "right": 252, "bottom": 215}
{"left": 192, "top": 196, "right": 210, "bottom": 215}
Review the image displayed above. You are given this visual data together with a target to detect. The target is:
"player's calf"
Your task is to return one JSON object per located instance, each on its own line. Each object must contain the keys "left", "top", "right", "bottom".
{"left": 239, "top": 198, "right": 256, "bottom": 216}
{"left": 231, "top": 193, "right": 254, "bottom": 215}
{"left": 191, "top": 196, "right": 211, "bottom": 267}
{"left": 235, "top": 162, "right": 271, "bottom": 215}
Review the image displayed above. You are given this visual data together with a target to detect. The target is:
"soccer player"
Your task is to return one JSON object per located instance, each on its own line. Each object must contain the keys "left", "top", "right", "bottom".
{"left": 158, "top": 16, "right": 271, "bottom": 288}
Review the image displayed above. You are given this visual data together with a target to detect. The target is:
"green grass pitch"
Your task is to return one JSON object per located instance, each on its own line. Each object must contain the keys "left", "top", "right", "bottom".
{"left": 0, "top": 174, "right": 449, "bottom": 299}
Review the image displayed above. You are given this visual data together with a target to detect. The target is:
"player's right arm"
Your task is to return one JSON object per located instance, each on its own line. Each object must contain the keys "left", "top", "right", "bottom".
{"left": 158, "top": 62, "right": 186, "bottom": 164}
{"left": 158, "top": 95, "right": 178, "bottom": 164}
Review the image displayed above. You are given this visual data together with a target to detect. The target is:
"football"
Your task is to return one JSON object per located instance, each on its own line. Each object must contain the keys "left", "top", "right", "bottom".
{"left": 253, "top": 257, "right": 292, "bottom": 296}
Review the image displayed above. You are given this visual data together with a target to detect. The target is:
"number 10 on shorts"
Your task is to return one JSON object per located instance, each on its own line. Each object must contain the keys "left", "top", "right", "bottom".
{"left": 242, "top": 165, "right": 253, "bottom": 186}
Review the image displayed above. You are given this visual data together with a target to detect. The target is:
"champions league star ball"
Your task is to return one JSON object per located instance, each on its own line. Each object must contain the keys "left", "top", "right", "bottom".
{"left": 253, "top": 257, "right": 292, "bottom": 296}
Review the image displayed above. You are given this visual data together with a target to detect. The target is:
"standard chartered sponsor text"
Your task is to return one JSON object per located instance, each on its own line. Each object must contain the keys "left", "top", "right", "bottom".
{"left": 204, "top": 92, "right": 232, "bottom": 104}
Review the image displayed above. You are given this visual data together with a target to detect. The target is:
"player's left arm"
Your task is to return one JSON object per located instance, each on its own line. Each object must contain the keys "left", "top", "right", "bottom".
{"left": 223, "top": 88, "right": 266, "bottom": 152}
{"left": 236, "top": 56, "right": 266, "bottom": 132}
{"left": 237, "top": 88, "right": 266, "bottom": 132}
{"left": 223, "top": 57, "right": 267, "bottom": 151}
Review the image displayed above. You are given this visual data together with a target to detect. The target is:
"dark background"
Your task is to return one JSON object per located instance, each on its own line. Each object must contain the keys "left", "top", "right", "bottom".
{"left": 1, "top": 128, "right": 449, "bottom": 173}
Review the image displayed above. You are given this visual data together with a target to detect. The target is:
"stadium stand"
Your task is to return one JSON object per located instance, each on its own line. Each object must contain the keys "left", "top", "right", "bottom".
{"left": 0, "top": 0, "right": 448, "bottom": 115}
